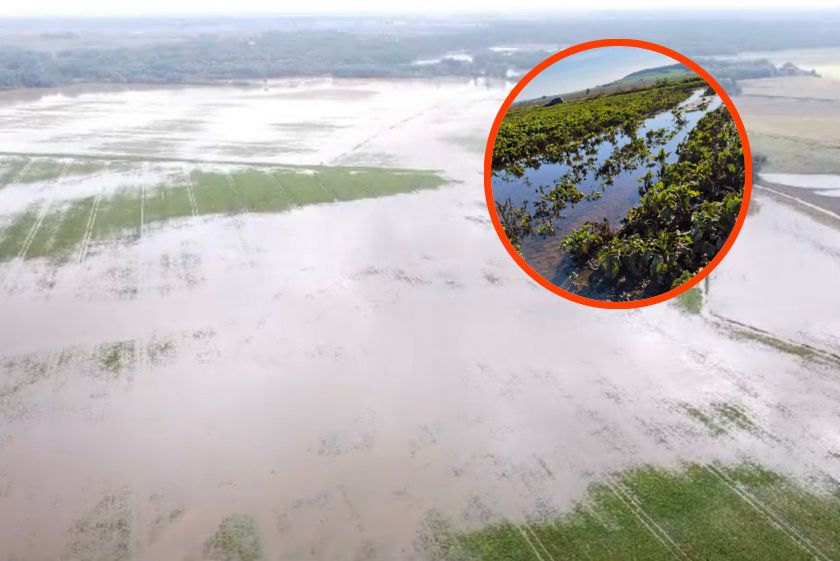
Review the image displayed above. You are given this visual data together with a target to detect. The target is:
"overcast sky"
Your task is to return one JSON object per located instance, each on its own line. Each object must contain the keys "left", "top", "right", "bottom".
{"left": 516, "top": 47, "right": 679, "bottom": 100}
{"left": 0, "top": 0, "right": 838, "bottom": 17}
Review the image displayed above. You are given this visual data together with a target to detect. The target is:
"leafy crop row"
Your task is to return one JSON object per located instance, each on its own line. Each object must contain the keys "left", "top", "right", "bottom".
{"left": 563, "top": 106, "right": 744, "bottom": 298}
{"left": 492, "top": 77, "right": 703, "bottom": 176}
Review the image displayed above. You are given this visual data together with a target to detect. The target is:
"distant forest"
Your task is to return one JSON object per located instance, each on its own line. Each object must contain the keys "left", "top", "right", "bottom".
{"left": 0, "top": 14, "right": 837, "bottom": 89}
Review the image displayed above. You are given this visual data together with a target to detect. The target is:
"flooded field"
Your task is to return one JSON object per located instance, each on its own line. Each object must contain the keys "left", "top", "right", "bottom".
{"left": 0, "top": 78, "right": 493, "bottom": 166}
{"left": 734, "top": 76, "right": 840, "bottom": 174}
{"left": 1, "top": 77, "right": 839, "bottom": 560}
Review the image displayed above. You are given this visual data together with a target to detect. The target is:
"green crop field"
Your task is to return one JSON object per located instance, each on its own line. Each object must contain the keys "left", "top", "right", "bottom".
{"left": 0, "top": 161, "right": 445, "bottom": 263}
{"left": 562, "top": 107, "right": 744, "bottom": 298}
{"left": 423, "top": 463, "right": 840, "bottom": 561}
{"left": 493, "top": 77, "right": 703, "bottom": 176}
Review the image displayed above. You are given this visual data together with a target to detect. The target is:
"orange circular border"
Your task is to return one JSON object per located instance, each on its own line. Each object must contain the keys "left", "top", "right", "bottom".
{"left": 484, "top": 38, "right": 753, "bottom": 309}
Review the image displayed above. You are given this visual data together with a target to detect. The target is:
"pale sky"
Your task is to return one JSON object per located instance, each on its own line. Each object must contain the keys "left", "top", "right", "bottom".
{"left": 0, "top": 0, "right": 838, "bottom": 17}
{"left": 517, "top": 47, "right": 678, "bottom": 101}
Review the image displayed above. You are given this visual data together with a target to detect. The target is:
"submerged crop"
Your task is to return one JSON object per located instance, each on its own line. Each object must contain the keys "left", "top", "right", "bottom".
{"left": 489, "top": 69, "right": 746, "bottom": 302}
{"left": 564, "top": 106, "right": 744, "bottom": 298}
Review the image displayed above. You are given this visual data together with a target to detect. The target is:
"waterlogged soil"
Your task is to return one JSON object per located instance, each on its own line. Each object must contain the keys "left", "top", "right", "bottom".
{"left": 0, "top": 79, "right": 839, "bottom": 561}
{"left": 492, "top": 91, "right": 720, "bottom": 291}
{"left": 0, "top": 77, "right": 503, "bottom": 166}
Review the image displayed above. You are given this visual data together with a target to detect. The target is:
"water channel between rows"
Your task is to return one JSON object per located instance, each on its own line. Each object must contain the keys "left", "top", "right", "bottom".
{"left": 492, "top": 89, "right": 720, "bottom": 292}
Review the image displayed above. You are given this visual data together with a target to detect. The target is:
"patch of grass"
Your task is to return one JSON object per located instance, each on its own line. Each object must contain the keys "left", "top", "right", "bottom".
{"left": 92, "top": 188, "right": 141, "bottom": 243}
{"left": 98, "top": 340, "right": 135, "bottom": 376}
{"left": 146, "top": 337, "right": 177, "bottom": 366}
{"left": 0, "top": 157, "right": 29, "bottom": 187}
{"left": 192, "top": 171, "right": 244, "bottom": 215}
{"left": 272, "top": 170, "right": 335, "bottom": 205}
{"left": 683, "top": 404, "right": 727, "bottom": 436}
{"left": 711, "top": 314, "right": 840, "bottom": 366}
{"left": 424, "top": 462, "right": 840, "bottom": 561}
{"left": 674, "top": 285, "right": 703, "bottom": 315}
{"left": 345, "top": 169, "right": 445, "bottom": 198}
{"left": 205, "top": 514, "right": 263, "bottom": 561}
{"left": 0, "top": 354, "right": 51, "bottom": 400}
{"left": 728, "top": 463, "right": 840, "bottom": 558}
{"left": 17, "top": 158, "right": 67, "bottom": 183}
{"left": 144, "top": 183, "right": 194, "bottom": 224}
{"left": 732, "top": 327, "right": 822, "bottom": 361}
{"left": 713, "top": 402, "right": 757, "bottom": 432}
{"left": 620, "top": 465, "right": 811, "bottom": 559}
{"left": 26, "top": 197, "right": 95, "bottom": 261}
{"left": 229, "top": 170, "right": 294, "bottom": 213}
{"left": 63, "top": 492, "right": 132, "bottom": 561}
{"left": 0, "top": 207, "right": 38, "bottom": 261}
{"left": 66, "top": 159, "right": 107, "bottom": 178}
{"left": 0, "top": 166, "right": 444, "bottom": 263}
{"left": 682, "top": 401, "right": 758, "bottom": 436}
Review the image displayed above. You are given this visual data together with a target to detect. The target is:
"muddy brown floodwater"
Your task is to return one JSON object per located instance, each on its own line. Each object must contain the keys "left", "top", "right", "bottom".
{"left": 0, "top": 78, "right": 839, "bottom": 561}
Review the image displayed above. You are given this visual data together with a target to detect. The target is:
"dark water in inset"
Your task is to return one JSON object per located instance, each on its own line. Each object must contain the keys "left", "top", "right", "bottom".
{"left": 492, "top": 91, "right": 721, "bottom": 291}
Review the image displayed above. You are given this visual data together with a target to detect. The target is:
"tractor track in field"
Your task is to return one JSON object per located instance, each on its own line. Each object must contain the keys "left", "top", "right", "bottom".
{"left": 704, "top": 464, "right": 833, "bottom": 561}
{"left": 17, "top": 162, "right": 72, "bottom": 262}
{"left": 516, "top": 524, "right": 551, "bottom": 561}
{"left": 77, "top": 193, "right": 102, "bottom": 265}
{"left": 224, "top": 171, "right": 248, "bottom": 214}
{"left": 606, "top": 479, "right": 695, "bottom": 561}
{"left": 268, "top": 171, "right": 299, "bottom": 208}
{"left": 522, "top": 522, "right": 556, "bottom": 561}
{"left": 182, "top": 168, "right": 198, "bottom": 218}
{"left": 17, "top": 200, "right": 53, "bottom": 262}
{"left": 8, "top": 158, "right": 33, "bottom": 185}
{"left": 643, "top": 404, "right": 832, "bottom": 561}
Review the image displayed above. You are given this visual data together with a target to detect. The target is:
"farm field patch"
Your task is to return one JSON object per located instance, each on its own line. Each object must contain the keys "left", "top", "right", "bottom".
{"left": 425, "top": 463, "right": 840, "bottom": 561}
{"left": 0, "top": 77, "right": 838, "bottom": 561}
{"left": 0, "top": 158, "right": 444, "bottom": 263}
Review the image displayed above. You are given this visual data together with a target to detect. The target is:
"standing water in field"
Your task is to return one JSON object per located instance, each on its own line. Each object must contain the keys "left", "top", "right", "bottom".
{"left": 492, "top": 88, "right": 722, "bottom": 296}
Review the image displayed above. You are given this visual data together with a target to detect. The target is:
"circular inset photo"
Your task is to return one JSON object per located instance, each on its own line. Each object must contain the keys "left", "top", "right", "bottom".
{"left": 485, "top": 39, "right": 751, "bottom": 308}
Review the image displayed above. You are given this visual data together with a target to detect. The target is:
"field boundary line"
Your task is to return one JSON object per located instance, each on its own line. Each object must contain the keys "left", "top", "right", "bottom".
{"left": 182, "top": 168, "right": 198, "bottom": 217}
{"left": 606, "top": 480, "right": 694, "bottom": 561}
{"left": 704, "top": 464, "right": 832, "bottom": 561}
{"left": 515, "top": 524, "right": 549, "bottom": 561}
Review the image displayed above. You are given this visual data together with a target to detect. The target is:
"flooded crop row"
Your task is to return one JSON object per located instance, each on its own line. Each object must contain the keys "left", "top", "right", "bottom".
{"left": 494, "top": 88, "right": 721, "bottom": 291}
{"left": 490, "top": 70, "right": 744, "bottom": 302}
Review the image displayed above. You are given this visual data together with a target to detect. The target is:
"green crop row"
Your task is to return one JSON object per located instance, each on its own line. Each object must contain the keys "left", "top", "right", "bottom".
{"left": 423, "top": 462, "right": 840, "bottom": 561}
{"left": 0, "top": 167, "right": 444, "bottom": 263}
{"left": 493, "top": 77, "right": 703, "bottom": 176}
